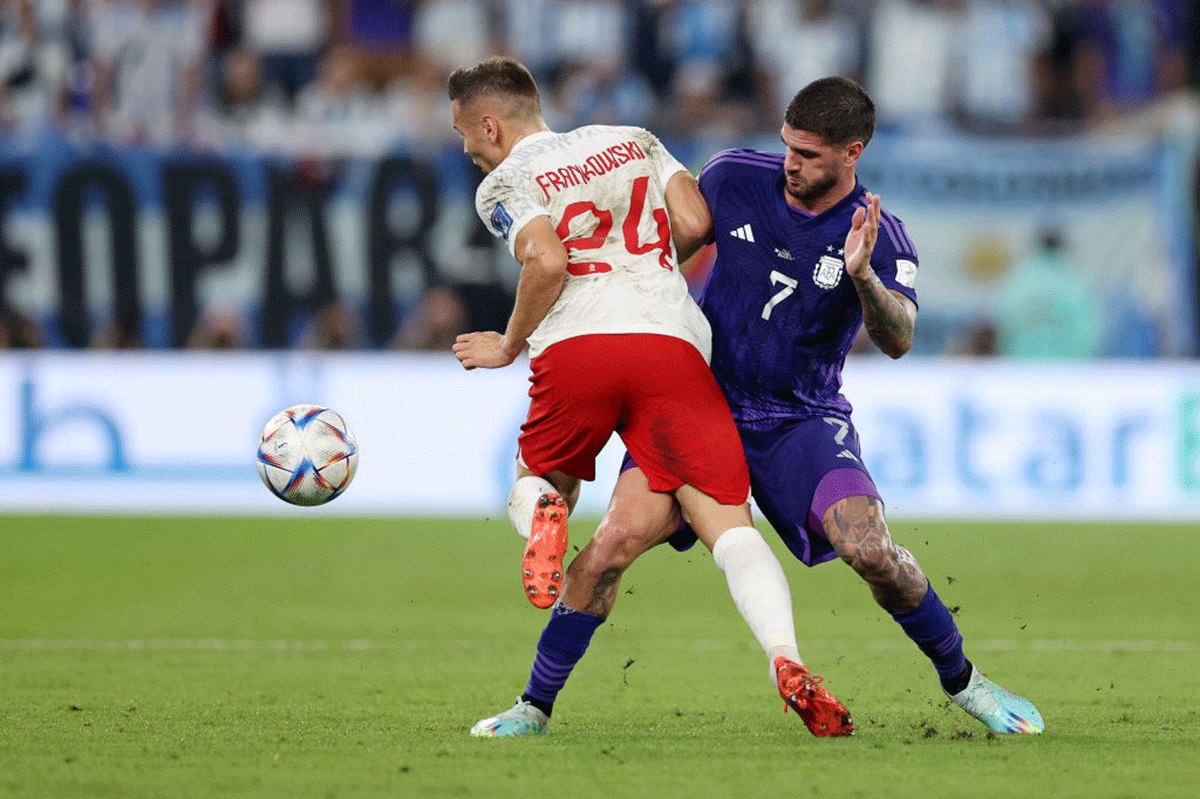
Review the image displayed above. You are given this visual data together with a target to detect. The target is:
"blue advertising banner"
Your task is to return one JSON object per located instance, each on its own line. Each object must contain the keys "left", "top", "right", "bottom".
{"left": 0, "top": 129, "right": 1194, "bottom": 355}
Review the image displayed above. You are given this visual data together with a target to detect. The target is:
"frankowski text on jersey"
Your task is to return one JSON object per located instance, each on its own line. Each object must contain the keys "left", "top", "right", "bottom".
{"left": 534, "top": 140, "right": 648, "bottom": 198}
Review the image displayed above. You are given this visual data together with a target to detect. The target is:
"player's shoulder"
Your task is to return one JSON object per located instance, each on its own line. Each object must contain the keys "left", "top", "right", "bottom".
{"left": 476, "top": 158, "right": 527, "bottom": 200}
{"left": 699, "top": 148, "right": 782, "bottom": 190}
{"left": 569, "top": 123, "right": 653, "bottom": 145}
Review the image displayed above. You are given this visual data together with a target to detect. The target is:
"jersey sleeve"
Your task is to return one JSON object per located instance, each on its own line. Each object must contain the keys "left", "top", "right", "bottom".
{"left": 697, "top": 149, "right": 736, "bottom": 212}
{"left": 871, "top": 210, "right": 920, "bottom": 308}
{"left": 475, "top": 166, "right": 550, "bottom": 259}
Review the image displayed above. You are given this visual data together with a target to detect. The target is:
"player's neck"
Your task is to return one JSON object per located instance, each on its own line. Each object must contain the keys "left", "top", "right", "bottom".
{"left": 785, "top": 172, "right": 858, "bottom": 216}
{"left": 503, "top": 120, "right": 552, "bottom": 160}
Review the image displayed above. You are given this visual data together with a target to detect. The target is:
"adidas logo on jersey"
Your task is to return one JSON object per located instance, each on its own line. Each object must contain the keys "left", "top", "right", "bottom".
{"left": 730, "top": 224, "right": 755, "bottom": 242}
{"left": 774, "top": 247, "right": 793, "bottom": 260}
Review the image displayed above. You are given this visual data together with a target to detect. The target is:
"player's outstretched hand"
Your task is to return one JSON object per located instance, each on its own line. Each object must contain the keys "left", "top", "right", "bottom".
{"left": 844, "top": 192, "right": 880, "bottom": 280}
{"left": 453, "top": 331, "right": 518, "bottom": 370}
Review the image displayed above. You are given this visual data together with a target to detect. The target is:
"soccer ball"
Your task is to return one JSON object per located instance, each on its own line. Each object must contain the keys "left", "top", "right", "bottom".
{"left": 256, "top": 405, "right": 359, "bottom": 506}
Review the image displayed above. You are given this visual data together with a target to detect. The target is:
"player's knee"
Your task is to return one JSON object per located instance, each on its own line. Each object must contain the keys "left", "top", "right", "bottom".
{"left": 826, "top": 497, "right": 897, "bottom": 579}
{"left": 587, "top": 517, "right": 651, "bottom": 571}
{"left": 840, "top": 543, "right": 893, "bottom": 582}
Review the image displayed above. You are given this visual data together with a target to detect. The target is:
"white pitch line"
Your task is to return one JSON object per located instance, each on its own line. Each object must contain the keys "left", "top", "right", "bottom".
{"left": 0, "top": 638, "right": 1194, "bottom": 653}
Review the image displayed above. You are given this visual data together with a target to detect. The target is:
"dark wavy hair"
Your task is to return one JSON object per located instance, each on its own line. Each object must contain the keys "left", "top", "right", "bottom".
{"left": 784, "top": 76, "right": 875, "bottom": 147}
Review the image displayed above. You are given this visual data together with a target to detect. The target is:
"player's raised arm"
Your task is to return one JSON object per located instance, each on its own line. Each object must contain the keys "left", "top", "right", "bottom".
{"left": 844, "top": 193, "right": 916, "bottom": 359}
{"left": 663, "top": 170, "right": 713, "bottom": 264}
{"left": 453, "top": 216, "right": 567, "bottom": 370}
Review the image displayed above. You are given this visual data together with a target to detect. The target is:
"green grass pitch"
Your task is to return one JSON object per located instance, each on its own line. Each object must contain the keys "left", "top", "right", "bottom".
{"left": 2, "top": 514, "right": 1198, "bottom": 798}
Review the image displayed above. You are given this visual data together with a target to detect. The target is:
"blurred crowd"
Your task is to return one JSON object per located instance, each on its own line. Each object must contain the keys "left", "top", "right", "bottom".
{"left": 1, "top": 1, "right": 1197, "bottom": 357}
{"left": 1, "top": 0, "right": 1197, "bottom": 155}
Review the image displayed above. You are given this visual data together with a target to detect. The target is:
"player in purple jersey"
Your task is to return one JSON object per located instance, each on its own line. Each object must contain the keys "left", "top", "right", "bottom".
{"left": 670, "top": 76, "right": 1041, "bottom": 734}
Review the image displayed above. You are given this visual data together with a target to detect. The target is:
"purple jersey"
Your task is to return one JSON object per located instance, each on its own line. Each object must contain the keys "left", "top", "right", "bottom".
{"left": 697, "top": 149, "right": 919, "bottom": 428}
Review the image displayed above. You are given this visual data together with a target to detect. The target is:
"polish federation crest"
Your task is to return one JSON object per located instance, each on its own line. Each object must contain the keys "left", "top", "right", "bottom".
{"left": 490, "top": 202, "right": 514, "bottom": 240}
{"left": 812, "top": 254, "right": 844, "bottom": 289}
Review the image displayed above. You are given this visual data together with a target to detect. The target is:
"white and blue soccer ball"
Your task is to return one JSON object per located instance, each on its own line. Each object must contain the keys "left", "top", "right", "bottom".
{"left": 256, "top": 405, "right": 359, "bottom": 506}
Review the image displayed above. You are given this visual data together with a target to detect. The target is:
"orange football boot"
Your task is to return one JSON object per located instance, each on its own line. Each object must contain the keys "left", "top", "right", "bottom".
{"left": 774, "top": 656, "right": 854, "bottom": 737}
{"left": 522, "top": 493, "right": 568, "bottom": 608}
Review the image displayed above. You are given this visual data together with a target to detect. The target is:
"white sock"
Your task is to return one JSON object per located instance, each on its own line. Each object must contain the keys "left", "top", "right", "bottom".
{"left": 507, "top": 475, "right": 558, "bottom": 540}
{"left": 711, "top": 526, "right": 802, "bottom": 678}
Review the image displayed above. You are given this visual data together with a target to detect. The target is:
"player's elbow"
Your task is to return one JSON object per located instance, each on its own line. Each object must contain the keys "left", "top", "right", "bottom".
{"left": 673, "top": 204, "right": 713, "bottom": 250}
{"left": 519, "top": 241, "right": 569, "bottom": 283}
{"left": 868, "top": 325, "right": 913, "bottom": 359}
{"left": 879, "top": 333, "right": 912, "bottom": 359}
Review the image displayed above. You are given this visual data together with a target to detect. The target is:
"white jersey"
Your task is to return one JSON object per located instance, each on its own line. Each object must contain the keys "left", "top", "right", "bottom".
{"left": 475, "top": 125, "right": 712, "bottom": 360}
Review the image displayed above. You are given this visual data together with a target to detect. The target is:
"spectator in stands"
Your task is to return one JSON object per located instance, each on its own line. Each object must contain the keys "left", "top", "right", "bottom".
{"left": 543, "top": 0, "right": 657, "bottom": 129}
{"left": 954, "top": 0, "right": 1052, "bottom": 134}
{"left": 294, "top": 43, "right": 412, "bottom": 156}
{"left": 393, "top": 284, "right": 467, "bottom": 351}
{"left": 91, "top": 0, "right": 209, "bottom": 146}
{"left": 652, "top": 0, "right": 755, "bottom": 136}
{"left": 492, "top": 0, "right": 560, "bottom": 86}
{"left": 865, "top": 0, "right": 961, "bottom": 132}
{"left": 412, "top": 0, "right": 493, "bottom": 78}
{"left": 187, "top": 306, "right": 245, "bottom": 348}
{"left": 297, "top": 299, "right": 364, "bottom": 349}
{"left": 334, "top": 0, "right": 419, "bottom": 92}
{"left": 995, "top": 229, "right": 1101, "bottom": 359}
{"left": 0, "top": 0, "right": 70, "bottom": 141}
{"left": 1029, "top": 2, "right": 1088, "bottom": 132}
{"left": 1071, "top": 0, "right": 1191, "bottom": 126}
{"left": 89, "top": 318, "right": 144, "bottom": 349}
{"left": 0, "top": 302, "right": 43, "bottom": 348}
{"left": 242, "top": 0, "right": 332, "bottom": 107}
{"left": 551, "top": 57, "right": 657, "bottom": 129}
{"left": 747, "top": 0, "right": 866, "bottom": 123}
{"left": 195, "top": 43, "right": 291, "bottom": 151}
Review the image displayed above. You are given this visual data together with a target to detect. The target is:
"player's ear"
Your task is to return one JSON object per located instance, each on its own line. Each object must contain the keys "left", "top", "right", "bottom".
{"left": 482, "top": 115, "right": 501, "bottom": 144}
{"left": 844, "top": 140, "right": 864, "bottom": 165}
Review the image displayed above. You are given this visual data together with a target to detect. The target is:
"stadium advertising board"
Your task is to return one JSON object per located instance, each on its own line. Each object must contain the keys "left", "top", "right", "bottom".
{"left": 1, "top": 352, "right": 1199, "bottom": 520}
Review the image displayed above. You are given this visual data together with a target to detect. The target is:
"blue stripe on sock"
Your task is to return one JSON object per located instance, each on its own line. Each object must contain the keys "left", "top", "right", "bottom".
{"left": 524, "top": 604, "right": 605, "bottom": 705}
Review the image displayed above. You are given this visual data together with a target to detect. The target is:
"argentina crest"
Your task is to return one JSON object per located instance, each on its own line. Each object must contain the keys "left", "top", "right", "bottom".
{"left": 812, "top": 247, "right": 844, "bottom": 290}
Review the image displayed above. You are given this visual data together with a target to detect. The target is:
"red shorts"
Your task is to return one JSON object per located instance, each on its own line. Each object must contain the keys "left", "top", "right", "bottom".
{"left": 518, "top": 333, "right": 750, "bottom": 505}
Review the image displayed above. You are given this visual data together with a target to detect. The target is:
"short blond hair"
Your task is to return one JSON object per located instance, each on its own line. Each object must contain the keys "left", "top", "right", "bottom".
{"left": 447, "top": 56, "right": 541, "bottom": 118}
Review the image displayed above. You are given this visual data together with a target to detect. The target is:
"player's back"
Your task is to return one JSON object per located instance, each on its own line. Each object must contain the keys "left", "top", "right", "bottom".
{"left": 476, "top": 125, "right": 710, "bottom": 359}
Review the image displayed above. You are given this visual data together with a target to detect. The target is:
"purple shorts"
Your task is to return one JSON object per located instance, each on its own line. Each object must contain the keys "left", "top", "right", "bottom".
{"left": 621, "top": 414, "right": 882, "bottom": 566}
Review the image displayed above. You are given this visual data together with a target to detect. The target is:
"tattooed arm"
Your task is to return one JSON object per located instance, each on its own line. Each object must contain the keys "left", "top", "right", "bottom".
{"left": 843, "top": 192, "right": 916, "bottom": 359}
{"left": 855, "top": 283, "right": 916, "bottom": 359}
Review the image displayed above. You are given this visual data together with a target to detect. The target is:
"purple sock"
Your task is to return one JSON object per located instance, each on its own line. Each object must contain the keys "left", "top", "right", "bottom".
{"left": 890, "top": 585, "right": 967, "bottom": 685}
{"left": 523, "top": 603, "right": 605, "bottom": 714}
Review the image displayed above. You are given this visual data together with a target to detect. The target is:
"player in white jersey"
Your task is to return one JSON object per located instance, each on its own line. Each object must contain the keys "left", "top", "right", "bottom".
{"left": 448, "top": 57, "right": 852, "bottom": 737}
{"left": 473, "top": 124, "right": 712, "bottom": 361}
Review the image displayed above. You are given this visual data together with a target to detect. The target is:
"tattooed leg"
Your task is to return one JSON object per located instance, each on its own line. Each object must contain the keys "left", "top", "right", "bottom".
{"left": 823, "top": 495, "right": 928, "bottom": 613}
{"left": 560, "top": 467, "right": 681, "bottom": 617}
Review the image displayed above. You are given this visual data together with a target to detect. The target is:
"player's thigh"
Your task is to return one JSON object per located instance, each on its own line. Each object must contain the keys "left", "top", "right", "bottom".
{"left": 740, "top": 416, "right": 878, "bottom": 566}
{"left": 673, "top": 483, "right": 753, "bottom": 551}
{"left": 620, "top": 336, "right": 750, "bottom": 506}
{"left": 518, "top": 338, "right": 624, "bottom": 481}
